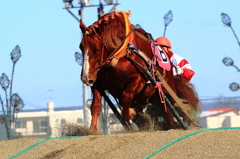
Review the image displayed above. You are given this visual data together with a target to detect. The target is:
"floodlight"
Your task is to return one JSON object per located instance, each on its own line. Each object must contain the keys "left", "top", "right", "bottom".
{"left": 220, "top": 13, "right": 240, "bottom": 48}
{"left": 221, "top": 13, "right": 231, "bottom": 27}
{"left": 0, "top": 73, "right": 10, "bottom": 91}
{"left": 78, "top": 0, "right": 89, "bottom": 5}
{"left": 63, "top": 0, "right": 73, "bottom": 8}
{"left": 0, "top": 115, "right": 7, "bottom": 124}
{"left": 229, "top": 82, "right": 240, "bottom": 91}
{"left": 164, "top": 10, "right": 173, "bottom": 26}
{"left": 163, "top": 10, "right": 173, "bottom": 37}
{"left": 75, "top": 52, "right": 82, "bottom": 66}
{"left": 10, "top": 45, "right": 21, "bottom": 64}
{"left": 10, "top": 93, "right": 24, "bottom": 111}
{"left": 135, "top": 24, "right": 143, "bottom": 29}
{"left": 222, "top": 57, "right": 234, "bottom": 66}
{"left": 104, "top": 0, "right": 113, "bottom": 4}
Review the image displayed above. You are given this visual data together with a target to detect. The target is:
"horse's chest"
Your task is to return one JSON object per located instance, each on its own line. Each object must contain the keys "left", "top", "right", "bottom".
{"left": 98, "top": 67, "right": 130, "bottom": 81}
{"left": 99, "top": 73, "right": 127, "bottom": 89}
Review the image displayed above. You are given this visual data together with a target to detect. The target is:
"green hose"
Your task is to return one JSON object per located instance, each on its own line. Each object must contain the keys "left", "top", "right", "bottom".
{"left": 144, "top": 127, "right": 240, "bottom": 159}
{"left": 8, "top": 136, "right": 85, "bottom": 159}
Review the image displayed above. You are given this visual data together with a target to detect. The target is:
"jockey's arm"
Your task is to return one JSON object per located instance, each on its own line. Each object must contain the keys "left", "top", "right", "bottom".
{"left": 179, "top": 68, "right": 195, "bottom": 82}
{"left": 177, "top": 59, "right": 195, "bottom": 82}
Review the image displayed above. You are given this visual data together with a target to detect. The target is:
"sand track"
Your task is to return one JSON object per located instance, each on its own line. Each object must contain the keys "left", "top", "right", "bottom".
{"left": 2, "top": 127, "right": 240, "bottom": 159}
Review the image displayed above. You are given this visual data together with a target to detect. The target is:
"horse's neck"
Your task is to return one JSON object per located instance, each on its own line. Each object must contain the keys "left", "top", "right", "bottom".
{"left": 135, "top": 29, "right": 152, "bottom": 42}
{"left": 132, "top": 30, "right": 152, "bottom": 56}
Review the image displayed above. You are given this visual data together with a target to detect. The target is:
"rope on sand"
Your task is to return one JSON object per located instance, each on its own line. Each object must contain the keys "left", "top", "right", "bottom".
{"left": 8, "top": 136, "right": 85, "bottom": 159}
{"left": 144, "top": 127, "right": 240, "bottom": 159}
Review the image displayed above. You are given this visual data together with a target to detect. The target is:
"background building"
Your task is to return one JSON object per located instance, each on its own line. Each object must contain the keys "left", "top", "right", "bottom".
{"left": 0, "top": 102, "right": 124, "bottom": 140}
{"left": 199, "top": 107, "right": 240, "bottom": 128}
{"left": 1, "top": 102, "right": 240, "bottom": 140}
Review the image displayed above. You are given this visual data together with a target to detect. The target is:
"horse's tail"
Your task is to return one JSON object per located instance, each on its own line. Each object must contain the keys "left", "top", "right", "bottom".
{"left": 174, "top": 76, "right": 202, "bottom": 113}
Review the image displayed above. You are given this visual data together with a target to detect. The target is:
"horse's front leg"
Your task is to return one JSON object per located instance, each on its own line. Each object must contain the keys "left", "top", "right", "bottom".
{"left": 119, "top": 76, "right": 144, "bottom": 121}
{"left": 89, "top": 87, "right": 102, "bottom": 134}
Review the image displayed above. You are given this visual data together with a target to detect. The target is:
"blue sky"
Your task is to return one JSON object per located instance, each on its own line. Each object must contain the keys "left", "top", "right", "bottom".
{"left": 0, "top": 0, "right": 240, "bottom": 110}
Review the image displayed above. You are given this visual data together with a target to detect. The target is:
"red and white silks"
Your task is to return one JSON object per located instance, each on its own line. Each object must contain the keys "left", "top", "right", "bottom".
{"left": 167, "top": 51, "right": 195, "bottom": 82}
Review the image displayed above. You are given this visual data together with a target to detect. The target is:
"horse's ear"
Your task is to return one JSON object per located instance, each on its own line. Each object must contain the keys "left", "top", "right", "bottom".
{"left": 79, "top": 19, "right": 87, "bottom": 33}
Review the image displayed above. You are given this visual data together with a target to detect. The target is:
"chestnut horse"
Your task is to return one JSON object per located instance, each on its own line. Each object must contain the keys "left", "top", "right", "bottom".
{"left": 79, "top": 11, "right": 200, "bottom": 133}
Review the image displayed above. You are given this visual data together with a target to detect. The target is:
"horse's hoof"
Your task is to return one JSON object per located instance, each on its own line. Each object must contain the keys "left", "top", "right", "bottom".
{"left": 89, "top": 127, "right": 100, "bottom": 134}
{"left": 122, "top": 108, "right": 136, "bottom": 121}
{"left": 122, "top": 116, "right": 131, "bottom": 121}
{"left": 129, "top": 108, "right": 136, "bottom": 119}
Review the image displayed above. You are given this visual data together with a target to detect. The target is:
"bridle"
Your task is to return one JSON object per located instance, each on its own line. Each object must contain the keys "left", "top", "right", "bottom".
{"left": 89, "top": 25, "right": 107, "bottom": 71}
{"left": 89, "top": 25, "right": 135, "bottom": 71}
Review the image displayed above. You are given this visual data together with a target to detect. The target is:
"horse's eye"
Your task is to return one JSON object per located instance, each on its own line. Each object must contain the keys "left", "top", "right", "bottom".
{"left": 95, "top": 49, "right": 100, "bottom": 52}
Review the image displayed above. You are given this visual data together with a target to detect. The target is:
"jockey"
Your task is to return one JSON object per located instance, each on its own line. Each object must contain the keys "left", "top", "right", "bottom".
{"left": 155, "top": 37, "right": 195, "bottom": 82}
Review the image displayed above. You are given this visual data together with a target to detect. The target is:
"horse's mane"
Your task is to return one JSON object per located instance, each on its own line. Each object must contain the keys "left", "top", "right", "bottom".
{"left": 89, "top": 12, "right": 127, "bottom": 53}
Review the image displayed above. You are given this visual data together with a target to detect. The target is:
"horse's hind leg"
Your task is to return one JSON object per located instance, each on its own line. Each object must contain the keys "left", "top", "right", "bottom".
{"left": 89, "top": 87, "right": 103, "bottom": 134}
{"left": 163, "top": 95, "right": 177, "bottom": 129}
{"left": 163, "top": 107, "right": 176, "bottom": 129}
{"left": 149, "top": 92, "right": 176, "bottom": 130}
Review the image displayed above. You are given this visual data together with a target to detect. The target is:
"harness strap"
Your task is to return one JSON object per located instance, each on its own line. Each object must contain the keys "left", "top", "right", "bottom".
{"left": 100, "top": 27, "right": 134, "bottom": 67}
{"left": 155, "top": 70, "right": 198, "bottom": 126}
{"left": 128, "top": 43, "right": 153, "bottom": 67}
{"left": 108, "top": 11, "right": 132, "bottom": 60}
{"left": 155, "top": 82, "right": 167, "bottom": 112}
{"left": 128, "top": 43, "right": 167, "bottom": 112}
{"left": 127, "top": 57, "right": 167, "bottom": 113}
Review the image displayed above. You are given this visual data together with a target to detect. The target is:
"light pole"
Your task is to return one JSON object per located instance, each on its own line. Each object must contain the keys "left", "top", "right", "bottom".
{"left": 75, "top": 51, "right": 89, "bottom": 127}
{"left": 63, "top": 0, "right": 120, "bottom": 22}
{"left": 221, "top": 13, "right": 240, "bottom": 48}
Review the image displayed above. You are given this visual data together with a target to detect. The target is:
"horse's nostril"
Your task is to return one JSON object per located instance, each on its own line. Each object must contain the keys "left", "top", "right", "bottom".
{"left": 88, "top": 80, "right": 94, "bottom": 84}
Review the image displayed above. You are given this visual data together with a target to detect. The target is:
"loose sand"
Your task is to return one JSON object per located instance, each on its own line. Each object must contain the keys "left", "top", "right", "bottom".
{"left": 1, "top": 127, "right": 240, "bottom": 159}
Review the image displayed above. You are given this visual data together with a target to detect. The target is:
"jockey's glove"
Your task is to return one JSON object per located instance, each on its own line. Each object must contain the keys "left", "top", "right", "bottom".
{"left": 176, "top": 66, "right": 184, "bottom": 75}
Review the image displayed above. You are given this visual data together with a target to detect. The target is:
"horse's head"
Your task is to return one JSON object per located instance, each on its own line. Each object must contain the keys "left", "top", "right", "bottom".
{"left": 79, "top": 19, "right": 102, "bottom": 86}
{"left": 79, "top": 11, "right": 129, "bottom": 86}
